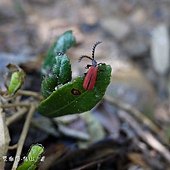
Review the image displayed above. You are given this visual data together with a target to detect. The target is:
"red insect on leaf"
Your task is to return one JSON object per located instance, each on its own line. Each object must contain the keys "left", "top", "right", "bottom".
{"left": 79, "top": 41, "right": 102, "bottom": 90}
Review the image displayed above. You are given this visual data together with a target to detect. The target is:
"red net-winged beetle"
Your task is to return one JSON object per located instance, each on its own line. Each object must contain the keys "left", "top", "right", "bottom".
{"left": 79, "top": 41, "right": 102, "bottom": 90}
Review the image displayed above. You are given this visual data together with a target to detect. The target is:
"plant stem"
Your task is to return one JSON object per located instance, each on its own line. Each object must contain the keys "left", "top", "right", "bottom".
{"left": 6, "top": 108, "right": 27, "bottom": 126}
{"left": 11, "top": 104, "right": 36, "bottom": 170}
{"left": 17, "top": 90, "right": 43, "bottom": 100}
{"left": 8, "top": 144, "right": 18, "bottom": 150}
{"left": 0, "top": 103, "right": 30, "bottom": 108}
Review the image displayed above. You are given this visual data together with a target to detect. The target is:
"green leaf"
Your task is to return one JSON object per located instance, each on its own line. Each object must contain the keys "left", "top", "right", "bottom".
{"left": 41, "top": 30, "right": 75, "bottom": 98}
{"left": 42, "top": 30, "right": 76, "bottom": 74}
{"left": 41, "top": 54, "right": 72, "bottom": 98}
{"left": 41, "top": 75, "right": 58, "bottom": 98}
{"left": 38, "top": 64, "right": 112, "bottom": 117}
{"left": 7, "top": 64, "right": 25, "bottom": 95}
{"left": 17, "top": 144, "right": 44, "bottom": 170}
{"left": 52, "top": 54, "right": 72, "bottom": 84}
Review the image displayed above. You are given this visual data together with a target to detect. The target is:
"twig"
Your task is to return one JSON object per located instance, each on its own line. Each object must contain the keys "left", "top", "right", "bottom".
{"left": 17, "top": 90, "right": 43, "bottom": 100}
{"left": 8, "top": 144, "right": 18, "bottom": 150}
{"left": 0, "top": 103, "right": 30, "bottom": 108}
{"left": 0, "top": 106, "right": 10, "bottom": 169}
{"left": 11, "top": 104, "right": 36, "bottom": 170}
{"left": 71, "top": 155, "right": 113, "bottom": 170}
{"left": 119, "top": 110, "right": 170, "bottom": 163}
{"left": 6, "top": 107, "right": 27, "bottom": 126}
{"left": 104, "top": 95, "right": 160, "bottom": 133}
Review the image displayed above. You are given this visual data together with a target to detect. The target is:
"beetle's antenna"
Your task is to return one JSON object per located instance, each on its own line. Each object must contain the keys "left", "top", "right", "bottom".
{"left": 79, "top": 55, "right": 93, "bottom": 62}
{"left": 92, "top": 41, "right": 102, "bottom": 59}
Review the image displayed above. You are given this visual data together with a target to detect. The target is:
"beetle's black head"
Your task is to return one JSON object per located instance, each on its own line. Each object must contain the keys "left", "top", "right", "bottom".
{"left": 92, "top": 59, "right": 97, "bottom": 67}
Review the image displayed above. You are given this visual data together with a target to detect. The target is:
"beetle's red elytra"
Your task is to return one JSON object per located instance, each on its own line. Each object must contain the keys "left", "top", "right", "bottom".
{"left": 83, "top": 66, "right": 98, "bottom": 90}
{"left": 79, "top": 41, "right": 102, "bottom": 90}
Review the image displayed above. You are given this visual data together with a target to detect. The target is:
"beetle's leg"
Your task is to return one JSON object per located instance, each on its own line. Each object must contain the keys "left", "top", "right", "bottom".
{"left": 85, "top": 64, "right": 92, "bottom": 69}
{"left": 97, "top": 62, "right": 104, "bottom": 66}
{"left": 97, "top": 63, "right": 105, "bottom": 72}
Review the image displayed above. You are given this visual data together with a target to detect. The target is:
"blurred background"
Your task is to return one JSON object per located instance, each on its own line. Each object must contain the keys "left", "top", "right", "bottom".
{"left": 0, "top": 0, "right": 170, "bottom": 169}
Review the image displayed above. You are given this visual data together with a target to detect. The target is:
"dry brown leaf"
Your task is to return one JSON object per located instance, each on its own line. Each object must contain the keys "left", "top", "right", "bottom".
{"left": 128, "top": 153, "right": 148, "bottom": 168}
